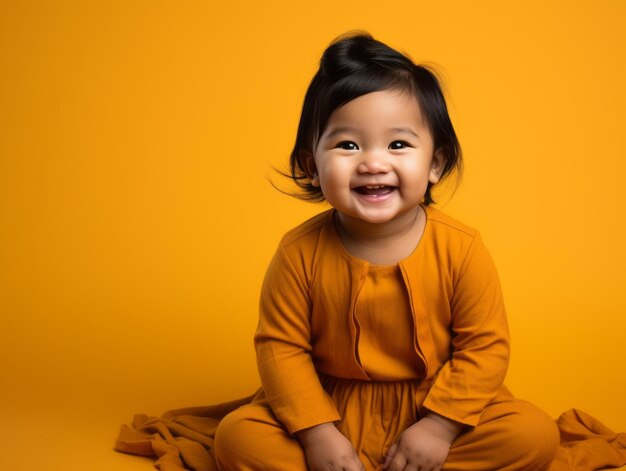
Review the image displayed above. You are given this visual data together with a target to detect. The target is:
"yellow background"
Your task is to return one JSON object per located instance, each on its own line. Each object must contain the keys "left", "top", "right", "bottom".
{"left": 1, "top": 1, "right": 624, "bottom": 469}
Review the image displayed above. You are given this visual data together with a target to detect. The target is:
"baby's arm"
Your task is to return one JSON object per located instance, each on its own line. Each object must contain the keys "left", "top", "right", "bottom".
{"left": 255, "top": 242, "right": 363, "bottom": 468}
{"left": 255, "top": 243, "right": 340, "bottom": 432}
{"left": 421, "top": 232, "right": 510, "bottom": 426}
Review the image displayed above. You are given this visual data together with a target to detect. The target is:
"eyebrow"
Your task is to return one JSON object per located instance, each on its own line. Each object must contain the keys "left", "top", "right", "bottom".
{"left": 324, "top": 126, "right": 419, "bottom": 139}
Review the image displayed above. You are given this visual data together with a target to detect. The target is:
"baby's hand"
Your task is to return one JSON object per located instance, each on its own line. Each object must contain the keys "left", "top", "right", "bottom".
{"left": 383, "top": 413, "right": 465, "bottom": 471}
{"left": 297, "top": 422, "right": 365, "bottom": 471}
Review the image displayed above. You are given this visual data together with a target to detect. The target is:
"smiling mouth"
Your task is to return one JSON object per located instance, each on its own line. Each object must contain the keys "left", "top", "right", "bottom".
{"left": 354, "top": 185, "right": 396, "bottom": 196}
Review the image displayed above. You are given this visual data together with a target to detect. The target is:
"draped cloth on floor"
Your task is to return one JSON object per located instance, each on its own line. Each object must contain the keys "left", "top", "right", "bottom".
{"left": 115, "top": 395, "right": 626, "bottom": 471}
{"left": 115, "top": 393, "right": 257, "bottom": 471}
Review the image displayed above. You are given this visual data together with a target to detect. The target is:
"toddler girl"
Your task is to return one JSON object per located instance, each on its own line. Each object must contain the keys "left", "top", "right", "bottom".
{"left": 212, "top": 31, "right": 560, "bottom": 471}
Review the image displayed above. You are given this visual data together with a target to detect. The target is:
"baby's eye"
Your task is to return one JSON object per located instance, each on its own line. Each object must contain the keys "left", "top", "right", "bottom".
{"left": 337, "top": 141, "right": 359, "bottom": 150}
{"left": 389, "top": 140, "right": 410, "bottom": 150}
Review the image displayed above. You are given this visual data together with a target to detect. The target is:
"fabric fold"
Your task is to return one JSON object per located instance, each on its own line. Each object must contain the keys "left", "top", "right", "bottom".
{"left": 116, "top": 398, "right": 626, "bottom": 471}
{"left": 548, "top": 409, "right": 626, "bottom": 470}
{"left": 115, "top": 392, "right": 258, "bottom": 471}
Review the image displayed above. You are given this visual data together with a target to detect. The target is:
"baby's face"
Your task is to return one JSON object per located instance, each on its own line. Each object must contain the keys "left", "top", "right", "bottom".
{"left": 310, "top": 89, "right": 442, "bottom": 226}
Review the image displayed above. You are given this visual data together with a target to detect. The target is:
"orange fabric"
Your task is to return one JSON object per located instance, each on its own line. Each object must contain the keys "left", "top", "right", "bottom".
{"left": 115, "top": 393, "right": 257, "bottom": 471}
{"left": 549, "top": 409, "right": 626, "bottom": 470}
{"left": 115, "top": 206, "right": 626, "bottom": 469}
{"left": 255, "top": 205, "right": 509, "bottom": 432}
{"left": 114, "top": 394, "right": 626, "bottom": 470}
{"left": 354, "top": 264, "right": 421, "bottom": 380}
{"left": 214, "top": 384, "right": 561, "bottom": 470}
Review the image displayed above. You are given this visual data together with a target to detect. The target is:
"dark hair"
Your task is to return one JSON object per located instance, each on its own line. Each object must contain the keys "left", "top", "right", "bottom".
{"left": 286, "top": 30, "right": 462, "bottom": 205}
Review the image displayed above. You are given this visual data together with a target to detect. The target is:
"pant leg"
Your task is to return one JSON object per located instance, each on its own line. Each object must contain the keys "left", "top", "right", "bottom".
{"left": 443, "top": 387, "right": 560, "bottom": 471}
{"left": 213, "top": 400, "right": 308, "bottom": 471}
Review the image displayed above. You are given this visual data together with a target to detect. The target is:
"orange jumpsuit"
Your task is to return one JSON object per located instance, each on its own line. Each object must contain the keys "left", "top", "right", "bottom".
{"left": 213, "top": 205, "right": 560, "bottom": 470}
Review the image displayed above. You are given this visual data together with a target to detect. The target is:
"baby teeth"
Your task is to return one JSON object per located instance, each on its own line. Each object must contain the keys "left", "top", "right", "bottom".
{"left": 365, "top": 185, "right": 385, "bottom": 189}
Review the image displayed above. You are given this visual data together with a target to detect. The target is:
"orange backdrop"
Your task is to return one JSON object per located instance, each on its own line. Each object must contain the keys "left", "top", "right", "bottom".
{"left": 1, "top": 1, "right": 624, "bottom": 469}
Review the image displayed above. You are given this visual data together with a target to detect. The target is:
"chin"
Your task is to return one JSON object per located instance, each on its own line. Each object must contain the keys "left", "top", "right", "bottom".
{"left": 357, "top": 205, "right": 423, "bottom": 225}
{"left": 353, "top": 211, "right": 400, "bottom": 225}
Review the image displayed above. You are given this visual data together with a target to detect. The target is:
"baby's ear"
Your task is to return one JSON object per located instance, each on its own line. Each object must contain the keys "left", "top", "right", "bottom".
{"left": 299, "top": 150, "right": 320, "bottom": 187}
{"left": 429, "top": 150, "right": 445, "bottom": 184}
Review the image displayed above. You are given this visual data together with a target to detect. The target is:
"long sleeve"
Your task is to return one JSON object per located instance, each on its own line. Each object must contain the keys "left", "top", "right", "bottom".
{"left": 254, "top": 241, "right": 341, "bottom": 435}
{"left": 421, "top": 233, "right": 510, "bottom": 426}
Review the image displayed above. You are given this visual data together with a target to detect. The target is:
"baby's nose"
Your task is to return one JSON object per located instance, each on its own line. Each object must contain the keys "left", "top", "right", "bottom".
{"left": 357, "top": 150, "right": 391, "bottom": 174}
